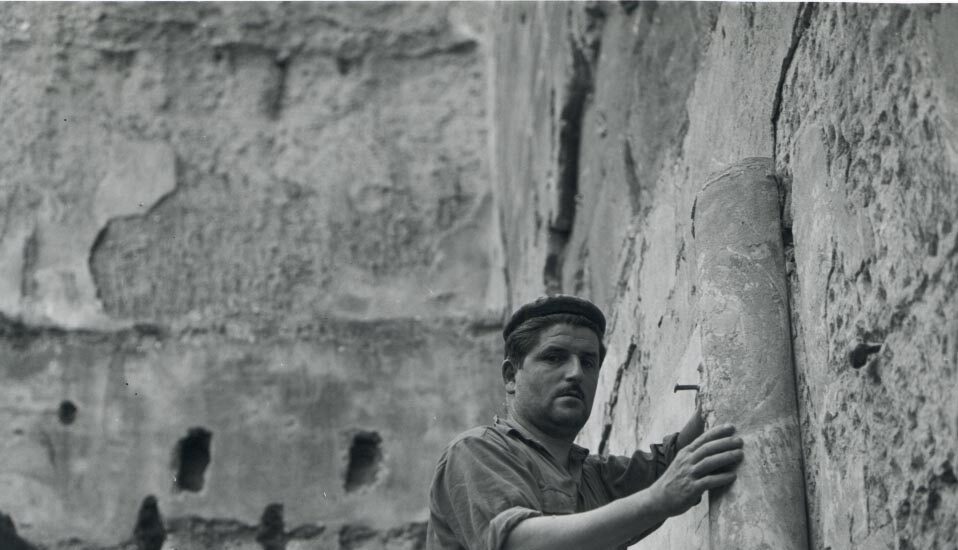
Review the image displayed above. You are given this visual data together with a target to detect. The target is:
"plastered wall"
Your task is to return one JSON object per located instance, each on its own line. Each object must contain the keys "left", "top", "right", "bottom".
{"left": 494, "top": 3, "right": 957, "bottom": 549}
{"left": 0, "top": 3, "right": 505, "bottom": 548}
{"left": 3, "top": 2, "right": 956, "bottom": 549}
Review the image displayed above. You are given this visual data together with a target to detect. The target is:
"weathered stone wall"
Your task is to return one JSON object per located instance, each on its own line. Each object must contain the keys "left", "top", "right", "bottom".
{"left": 779, "top": 5, "right": 958, "bottom": 549}
{"left": 0, "top": 2, "right": 504, "bottom": 548}
{"left": 495, "top": 2, "right": 957, "bottom": 549}
{"left": 4, "top": 2, "right": 957, "bottom": 549}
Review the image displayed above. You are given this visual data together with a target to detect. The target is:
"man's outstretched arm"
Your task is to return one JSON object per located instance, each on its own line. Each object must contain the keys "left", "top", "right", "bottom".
{"left": 503, "top": 424, "right": 743, "bottom": 550}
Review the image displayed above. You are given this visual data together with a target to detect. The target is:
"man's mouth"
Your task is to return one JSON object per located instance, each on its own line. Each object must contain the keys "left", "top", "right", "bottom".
{"left": 557, "top": 388, "right": 585, "bottom": 401}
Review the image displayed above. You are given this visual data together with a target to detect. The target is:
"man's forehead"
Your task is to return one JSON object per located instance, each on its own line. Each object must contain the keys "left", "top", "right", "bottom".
{"left": 532, "top": 324, "right": 601, "bottom": 352}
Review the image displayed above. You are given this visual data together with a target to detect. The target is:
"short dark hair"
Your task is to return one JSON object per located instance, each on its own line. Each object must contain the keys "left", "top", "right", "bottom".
{"left": 504, "top": 313, "right": 607, "bottom": 366}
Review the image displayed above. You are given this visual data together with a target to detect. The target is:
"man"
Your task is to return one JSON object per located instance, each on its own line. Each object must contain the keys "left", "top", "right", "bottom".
{"left": 427, "top": 295, "right": 744, "bottom": 550}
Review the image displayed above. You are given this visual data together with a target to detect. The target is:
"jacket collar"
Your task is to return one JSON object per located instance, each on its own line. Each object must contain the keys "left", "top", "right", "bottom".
{"left": 493, "top": 415, "right": 590, "bottom": 462}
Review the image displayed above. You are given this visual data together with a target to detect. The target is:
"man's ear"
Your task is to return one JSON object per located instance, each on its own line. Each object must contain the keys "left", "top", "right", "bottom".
{"left": 502, "top": 359, "right": 518, "bottom": 394}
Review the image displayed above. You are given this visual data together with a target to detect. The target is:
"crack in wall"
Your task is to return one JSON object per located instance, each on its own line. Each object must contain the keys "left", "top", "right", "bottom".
{"left": 388, "top": 38, "right": 479, "bottom": 60}
{"left": 19, "top": 228, "right": 38, "bottom": 300}
{"left": 769, "top": 8, "right": 817, "bottom": 546}
{"left": 543, "top": 10, "right": 603, "bottom": 294}
{"left": 614, "top": 233, "right": 638, "bottom": 299}
{"left": 622, "top": 138, "right": 643, "bottom": 216}
{"left": 597, "top": 341, "right": 636, "bottom": 456}
{"left": 779, "top": 186, "right": 816, "bottom": 550}
{"left": 771, "top": 3, "right": 816, "bottom": 161}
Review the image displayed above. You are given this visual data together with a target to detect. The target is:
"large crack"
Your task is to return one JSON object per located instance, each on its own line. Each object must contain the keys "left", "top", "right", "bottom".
{"left": 768, "top": 8, "right": 816, "bottom": 547}
{"left": 770, "top": 3, "right": 816, "bottom": 161}
{"left": 543, "top": 8, "right": 603, "bottom": 294}
{"left": 597, "top": 341, "right": 637, "bottom": 456}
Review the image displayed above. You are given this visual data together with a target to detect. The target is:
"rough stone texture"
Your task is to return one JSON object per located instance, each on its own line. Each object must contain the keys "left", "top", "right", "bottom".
{"left": 1, "top": 2, "right": 501, "bottom": 331}
{"left": 778, "top": 5, "right": 958, "bottom": 549}
{"left": 496, "top": 2, "right": 956, "bottom": 549}
{"left": 0, "top": 2, "right": 504, "bottom": 548}
{"left": 5, "top": 2, "right": 958, "bottom": 549}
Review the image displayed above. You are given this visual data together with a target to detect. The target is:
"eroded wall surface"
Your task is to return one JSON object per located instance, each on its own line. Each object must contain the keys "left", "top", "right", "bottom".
{"left": 4, "top": 2, "right": 957, "bottom": 549}
{"left": 778, "top": 5, "right": 958, "bottom": 549}
{"left": 0, "top": 2, "right": 504, "bottom": 548}
{"left": 495, "top": 2, "right": 957, "bottom": 549}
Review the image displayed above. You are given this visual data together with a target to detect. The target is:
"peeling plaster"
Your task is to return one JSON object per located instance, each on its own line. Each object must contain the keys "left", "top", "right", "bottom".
{"left": 4, "top": 140, "right": 176, "bottom": 330}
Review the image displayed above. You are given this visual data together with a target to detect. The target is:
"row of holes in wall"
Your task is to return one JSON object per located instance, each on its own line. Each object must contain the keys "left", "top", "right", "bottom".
{"left": 55, "top": 401, "right": 383, "bottom": 493}
{"left": 177, "top": 429, "right": 385, "bottom": 492}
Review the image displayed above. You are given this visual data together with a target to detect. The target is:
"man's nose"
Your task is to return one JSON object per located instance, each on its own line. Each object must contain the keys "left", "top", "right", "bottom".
{"left": 563, "top": 356, "right": 584, "bottom": 381}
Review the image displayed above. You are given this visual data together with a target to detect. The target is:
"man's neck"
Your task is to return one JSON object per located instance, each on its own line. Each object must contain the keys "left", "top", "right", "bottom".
{"left": 507, "top": 413, "right": 576, "bottom": 467}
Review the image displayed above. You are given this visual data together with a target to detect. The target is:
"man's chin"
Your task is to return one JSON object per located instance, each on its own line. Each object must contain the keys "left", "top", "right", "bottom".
{"left": 549, "top": 407, "right": 590, "bottom": 434}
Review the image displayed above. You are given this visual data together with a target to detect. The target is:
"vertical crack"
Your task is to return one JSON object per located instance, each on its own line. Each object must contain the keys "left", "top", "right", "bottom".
{"left": 543, "top": 10, "right": 603, "bottom": 294}
{"left": 768, "top": 7, "right": 816, "bottom": 546}
{"left": 20, "top": 228, "right": 38, "bottom": 299}
{"left": 622, "top": 138, "right": 642, "bottom": 216}
{"left": 598, "top": 341, "right": 636, "bottom": 456}
{"left": 770, "top": 3, "right": 816, "bottom": 161}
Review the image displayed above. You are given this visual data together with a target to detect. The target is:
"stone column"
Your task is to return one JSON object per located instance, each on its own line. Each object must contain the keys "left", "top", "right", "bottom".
{"left": 693, "top": 157, "right": 809, "bottom": 549}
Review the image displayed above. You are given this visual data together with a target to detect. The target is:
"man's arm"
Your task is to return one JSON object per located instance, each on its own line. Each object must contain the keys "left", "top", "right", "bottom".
{"left": 503, "top": 424, "right": 743, "bottom": 550}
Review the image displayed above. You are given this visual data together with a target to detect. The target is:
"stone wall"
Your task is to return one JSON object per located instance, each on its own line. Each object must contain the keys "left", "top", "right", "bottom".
{"left": 3, "top": 2, "right": 957, "bottom": 549}
{"left": 779, "top": 5, "right": 958, "bottom": 549}
{"left": 494, "top": 2, "right": 957, "bottom": 549}
{"left": 0, "top": 3, "right": 504, "bottom": 548}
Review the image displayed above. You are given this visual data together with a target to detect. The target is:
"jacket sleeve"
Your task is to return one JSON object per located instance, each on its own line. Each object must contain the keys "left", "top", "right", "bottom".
{"left": 592, "top": 432, "right": 680, "bottom": 544}
{"left": 596, "top": 431, "right": 680, "bottom": 499}
{"left": 428, "top": 432, "right": 543, "bottom": 550}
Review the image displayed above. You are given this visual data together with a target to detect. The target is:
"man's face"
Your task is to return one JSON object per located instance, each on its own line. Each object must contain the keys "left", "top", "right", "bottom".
{"left": 506, "top": 323, "right": 602, "bottom": 439}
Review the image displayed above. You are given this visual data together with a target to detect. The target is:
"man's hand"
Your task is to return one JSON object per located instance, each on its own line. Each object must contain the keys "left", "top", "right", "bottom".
{"left": 649, "top": 424, "right": 744, "bottom": 516}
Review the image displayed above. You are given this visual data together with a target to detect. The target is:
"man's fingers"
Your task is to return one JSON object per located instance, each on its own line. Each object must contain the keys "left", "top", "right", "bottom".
{"left": 697, "top": 471, "right": 737, "bottom": 491}
{"left": 691, "top": 435, "right": 744, "bottom": 463}
{"left": 685, "top": 424, "right": 736, "bottom": 452}
{"left": 691, "top": 449, "right": 744, "bottom": 478}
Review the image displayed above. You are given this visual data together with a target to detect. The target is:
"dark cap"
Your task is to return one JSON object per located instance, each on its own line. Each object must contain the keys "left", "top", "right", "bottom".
{"left": 503, "top": 295, "right": 606, "bottom": 341}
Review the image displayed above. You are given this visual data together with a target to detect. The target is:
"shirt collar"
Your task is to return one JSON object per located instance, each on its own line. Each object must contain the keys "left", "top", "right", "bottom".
{"left": 493, "top": 415, "right": 590, "bottom": 462}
